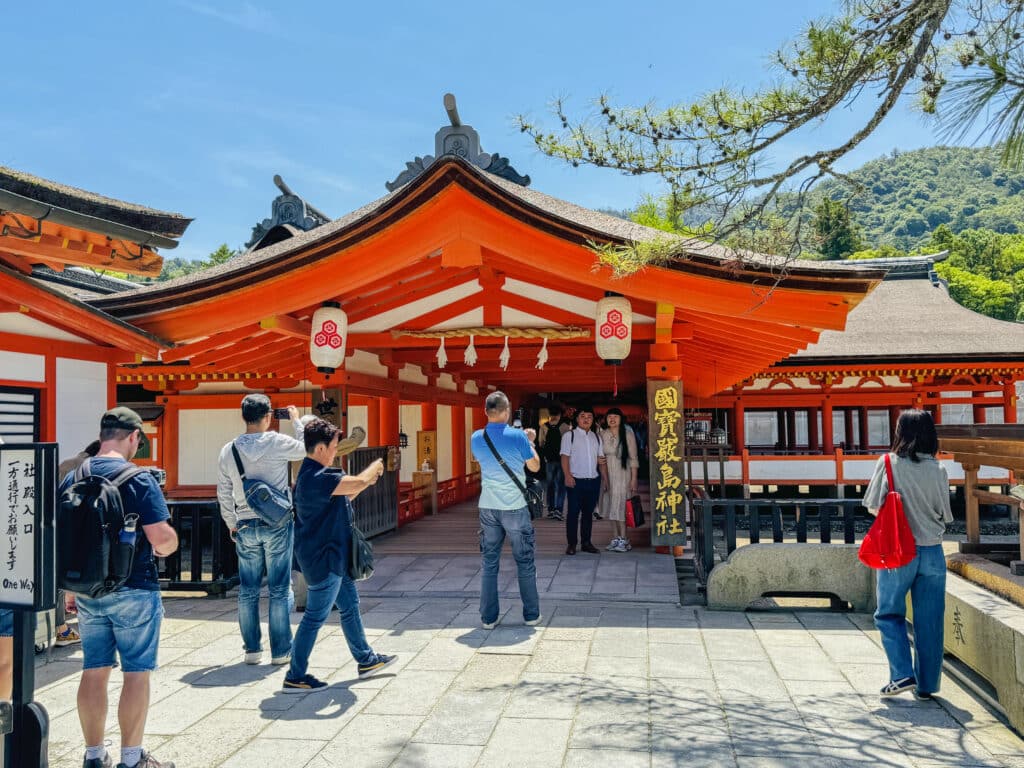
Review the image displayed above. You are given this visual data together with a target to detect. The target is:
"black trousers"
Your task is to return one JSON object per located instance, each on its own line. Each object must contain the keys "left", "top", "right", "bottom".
{"left": 565, "top": 476, "right": 601, "bottom": 547}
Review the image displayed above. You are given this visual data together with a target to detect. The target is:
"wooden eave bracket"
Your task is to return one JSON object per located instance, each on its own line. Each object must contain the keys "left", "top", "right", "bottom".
{"left": 260, "top": 314, "right": 312, "bottom": 339}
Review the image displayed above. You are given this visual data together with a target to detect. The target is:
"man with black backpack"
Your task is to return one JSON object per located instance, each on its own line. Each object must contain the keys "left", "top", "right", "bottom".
{"left": 59, "top": 407, "right": 179, "bottom": 768}
{"left": 217, "top": 394, "right": 307, "bottom": 669}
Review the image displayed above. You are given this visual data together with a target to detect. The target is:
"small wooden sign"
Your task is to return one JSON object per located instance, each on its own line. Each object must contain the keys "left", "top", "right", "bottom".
{"left": 0, "top": 443, "right": 57, "bottom": 610}
{"left": 417, "top": 430, "right": 437, "bottom": 471}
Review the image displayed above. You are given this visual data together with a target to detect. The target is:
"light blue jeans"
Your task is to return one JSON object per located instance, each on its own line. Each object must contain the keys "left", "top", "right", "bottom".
{"left": 235, "top": 518, "right": 294, "bottom": 660}
{"left": 874, "top": 544, "right": 946, "bottom": 693}
{"left": 78, "top": 588, "right": 163, "bottom": 672}
{"left": 479, "top": 506, "right": 540, "bottom": 625}
{"left": 289, "top": 571, "right": 374, "bottom": 679}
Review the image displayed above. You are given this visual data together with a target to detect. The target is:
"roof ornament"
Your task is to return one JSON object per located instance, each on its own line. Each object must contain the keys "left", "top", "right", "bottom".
{"left": 245, "top": 175, "right": 331, "bottom": 250}
{"left": 386, "top": 93, "right": 531, "bottom": 191}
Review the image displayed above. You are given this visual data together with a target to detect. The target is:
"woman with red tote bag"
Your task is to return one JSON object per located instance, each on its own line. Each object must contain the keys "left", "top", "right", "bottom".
{"left": 862, "top": 410, "right": 953, "bottom": 700}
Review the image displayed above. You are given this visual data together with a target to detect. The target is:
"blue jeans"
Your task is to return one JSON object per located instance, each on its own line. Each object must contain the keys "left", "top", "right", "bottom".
{"left": 235, "top": 518, "right": 294, "bottom": 660}
{"left": 479, "top": 506, "right": 540, "bottom": 625}
{"left": 289, "top": 571, "right": 374, "bottom": 678}
{"left": 78, "top": 588, "right": 163, "bottom": 672}
{"left": 874, "top": 544, "right": 946, "bottom": 693}
{"left": 545, "top": 461, "right": 565, "bottom": 512}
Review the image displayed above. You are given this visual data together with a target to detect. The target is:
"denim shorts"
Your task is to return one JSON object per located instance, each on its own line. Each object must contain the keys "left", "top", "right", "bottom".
{"left": 0, "top": 608, "right": 12, "bottom": 638}
{"left": 77, "top": 588, "right": 164, "bottom": 672}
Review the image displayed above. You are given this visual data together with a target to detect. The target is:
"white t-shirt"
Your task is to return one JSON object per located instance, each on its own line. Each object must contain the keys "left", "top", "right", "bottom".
{"left": 560, "top": 427, "right": 604, "bottom": 479}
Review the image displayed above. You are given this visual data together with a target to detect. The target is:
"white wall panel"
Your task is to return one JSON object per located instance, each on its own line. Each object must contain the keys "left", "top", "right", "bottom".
{"left": 347, "top": 405, "right": 369, "bottom": 442}
{"left": 399, "top": 404, "right": 422, "bottom": 483}
{"left": 56, "top": 358, "right": 106, "bottom": 459}
{"left": 436, "top": 404, "right": 453, "bottom": 481}
{"left": 0, "top": 313, "right": 88, "bottom": 342}
{"left": 0, "top": 351, "right": 44, "bottom": 383}
{"left": 179, "top": 409, "right": 242, "bottom": 485}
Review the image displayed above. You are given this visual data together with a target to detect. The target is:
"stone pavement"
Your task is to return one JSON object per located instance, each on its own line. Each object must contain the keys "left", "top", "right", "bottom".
{"left": 31, "top": 554, "right": 1024, "bottom": 768}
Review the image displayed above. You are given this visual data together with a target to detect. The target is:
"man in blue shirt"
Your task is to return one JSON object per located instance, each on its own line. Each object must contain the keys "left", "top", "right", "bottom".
{"left": 283, "top": 418, "right": 395, "bottom": 692}
{"left": 470, "top": 391, "right": 542, "bottom": 629}
{"left": 61, "top": 407, "right": 179, "bottom": 768}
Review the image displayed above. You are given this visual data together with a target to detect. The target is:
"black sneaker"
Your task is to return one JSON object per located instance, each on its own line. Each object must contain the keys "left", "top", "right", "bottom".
{"left": 282, "top": 673, "right": 328, "bottom": 693}
{"left": 115, "top": 751, "right": 174, "bottom": 768}
{"left": 357, "top": 654, "right": 397, "bottom": 679}
{"left": 84, "top": 754, "right": 113, "bottom": 768}
{"left": 592, "top": 510, "right": 602, "bottom": 520}
{"left": 880, "top": 676, "right": 916, "bottom": 697}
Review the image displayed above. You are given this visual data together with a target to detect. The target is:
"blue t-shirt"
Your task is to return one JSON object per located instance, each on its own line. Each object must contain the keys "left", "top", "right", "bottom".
{"left": 470, "top": 423, "right": 534, "bottom": 510}
{"left": 293, "top": 457, "right": 350, "bottom": 586}
{"left": 60, "top": 457, "right": 170, "bottom": 591}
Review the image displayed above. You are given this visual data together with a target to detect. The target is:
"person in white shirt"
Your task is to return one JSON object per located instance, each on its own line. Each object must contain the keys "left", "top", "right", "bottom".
{"left": 560, "top": 407, "right": 608, "bottom": 555}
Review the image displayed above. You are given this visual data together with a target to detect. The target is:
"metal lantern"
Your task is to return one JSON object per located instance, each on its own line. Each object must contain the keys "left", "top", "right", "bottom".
{"left": 711, "top": 427, "right": 728, "bottom": 446}
{"left": 398, "top": 428, "right": 409, "bottom": 449}
{"left": 595, "top": 294, "right": 632, "bottom": 365}
{"left": 309, "top": 301, "right": 348, "bottom": 374}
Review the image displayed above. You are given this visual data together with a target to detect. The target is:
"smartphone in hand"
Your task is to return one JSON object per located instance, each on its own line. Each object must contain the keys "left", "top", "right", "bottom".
{"left": 272, "top": 407, "right": 290, "bottom": 419}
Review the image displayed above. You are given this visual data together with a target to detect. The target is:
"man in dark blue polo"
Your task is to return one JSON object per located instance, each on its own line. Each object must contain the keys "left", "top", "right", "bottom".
{"left": 282, "top": 418, "right": 395, "bottom": 692}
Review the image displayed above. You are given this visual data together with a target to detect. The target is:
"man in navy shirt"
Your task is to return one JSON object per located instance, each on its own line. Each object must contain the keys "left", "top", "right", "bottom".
{"left": 61, "top": 407, "right": 179, "bottom": 768}
{"left": 283, "top": 418, "right": 395, "bottom": 692}
{"left": 470, "top": 391, "right": 542, "bottom": 629}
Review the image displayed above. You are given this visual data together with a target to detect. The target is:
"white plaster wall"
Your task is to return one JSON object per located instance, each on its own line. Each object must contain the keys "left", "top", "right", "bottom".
{"left": 749, "top": 460, "right": 837, "bottom": 482}
{"left": 56, "top": 358, "right": 106, "bottom": 460}
{"left": 0, "top": 351, "right": 44, "bottom": 382}
{"left": 179, "top": 409, "right": 241, "bottom": 485}
{"left": 399, "top": 404, "right": 422, "bottom": 483}
{"left": 0, "top": 313, "right": 87, "bottom": 342}
{"left": 464, "top": 380, "right": 479, "bottom": 395}
{"left": 398, "top": 364, "right": 428, "bottom": 385}
{"left": 436, "top": 404, "right": 453, "bottom": 481}
{"left": 347, "top": 405, "right": 369, "bottom": 443}
{"left": 345, "top": 350, "right": 388, "bottom": 377}
{"left": 437, "top": 373, "right": 458, "bottom": 391}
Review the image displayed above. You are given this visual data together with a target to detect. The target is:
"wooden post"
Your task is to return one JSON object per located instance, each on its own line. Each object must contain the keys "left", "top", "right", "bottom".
{"left": 964, "top": 464, "right": 980, "bottom": 547}
{"left": 1004, "top": 383, "right": 1017, "bottom": 425}
{"left": 786, "top": 410, "right": 797, "bottom": 452}
{"left": 973, "top": 392, "right": 988, "bottom": 425}
{"left": 452, "top": 404, "right": 467, "bottom": 499}
{"left": 808, "top": 407, "right": 820, "bottom": 453}
{"left": 822, "top": 398, "right": 834, "bottom": 456}
{"left": 366, "top": 397, "right": 381, "bottom": 446}
{"left": 858, "top": 408, "right": 870, "bottom": 452}
{"left": 843, "top": 409, "right": 854, "bottom": 451}
{"left": 732, "top": 398, "right": 745, "bottom": 452}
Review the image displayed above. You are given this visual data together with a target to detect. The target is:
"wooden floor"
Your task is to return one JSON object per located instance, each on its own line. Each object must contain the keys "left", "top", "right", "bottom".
{"left": 373, "top": 494, "right": 655, "bottom": 556}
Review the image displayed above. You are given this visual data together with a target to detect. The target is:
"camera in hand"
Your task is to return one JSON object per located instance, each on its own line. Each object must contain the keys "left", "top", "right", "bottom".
{"left": 272, "top": 407, "right": 290, "bottom": 419}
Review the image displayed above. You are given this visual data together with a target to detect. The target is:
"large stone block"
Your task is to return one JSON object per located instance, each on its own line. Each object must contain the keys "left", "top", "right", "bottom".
{"left": 918, "top": 572, "right": 1024, "bottom": 736}
{"left": 706, "top": 543, "right": 876, "bottom": 612}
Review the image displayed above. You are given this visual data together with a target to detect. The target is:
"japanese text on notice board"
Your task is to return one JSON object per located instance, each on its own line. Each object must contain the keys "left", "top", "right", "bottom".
{"left": 1, "top": 449, "right": 36, "bottom": 607}
{"left": 648, "top": 382, "right": 686, "bottom": 546}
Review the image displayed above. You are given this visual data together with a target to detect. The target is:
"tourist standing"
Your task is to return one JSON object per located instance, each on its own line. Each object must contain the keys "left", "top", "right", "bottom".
{"left": 64, "top": 408, "right": 179, "bottom": 768}
{"left": 540, "top": 409, "right": 566, "bottom": 520}
{"left": 284, "top": 418, "right": 395, "bottom": 691}
{"left": 599, "top": 408, "right": 639, "bottom": 552}
{"left": 560, "top": 407, "right": 608, "bottom": 555}
{"left": 470, "top": 391, "right": 542, "bottom": 628}
{"left": 863, "top": 409, "right": 952, "bottom": 700}
{"left": 217, "top": 395, "right": 306, "bottom": 667}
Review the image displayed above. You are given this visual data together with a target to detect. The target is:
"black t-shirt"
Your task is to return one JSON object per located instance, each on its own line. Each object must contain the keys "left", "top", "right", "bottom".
{"left": 60, "top": 457, "right": 170, "bottom": 591}
{"left": 293, "top": 457, "right": 350, "bottom": 586}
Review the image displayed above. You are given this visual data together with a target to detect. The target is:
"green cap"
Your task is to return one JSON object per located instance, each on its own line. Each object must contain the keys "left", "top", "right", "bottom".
{"left": 100, "top": 407, "right": 147, "bottom": 442}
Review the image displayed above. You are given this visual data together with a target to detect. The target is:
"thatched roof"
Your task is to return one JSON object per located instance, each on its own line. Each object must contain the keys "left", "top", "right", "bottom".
{"left": 0, "top": 165, "right": 191, "bottom": 238}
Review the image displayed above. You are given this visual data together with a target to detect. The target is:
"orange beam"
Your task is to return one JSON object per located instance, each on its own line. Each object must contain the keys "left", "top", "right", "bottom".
{"left": 161, "top": 325, "right": 265, "bottom": 363}
{"left": 344, "top": 268, "right": 478, "bottom": 323}
{"left": 0, "top": 232, "right": 161, "bottom": 277}
{"left": 260, "top": 314, "right": 312, "bottom": 340}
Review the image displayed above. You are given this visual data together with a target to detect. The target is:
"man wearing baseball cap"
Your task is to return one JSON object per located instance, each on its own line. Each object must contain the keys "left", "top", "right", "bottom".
{"left": 62, "top": 407, "right": 179, "bottom": 768}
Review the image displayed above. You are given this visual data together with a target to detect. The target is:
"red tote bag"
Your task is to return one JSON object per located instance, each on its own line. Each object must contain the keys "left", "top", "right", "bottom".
{"left": 858, "top": 453, "right": 917, "bottom": 569}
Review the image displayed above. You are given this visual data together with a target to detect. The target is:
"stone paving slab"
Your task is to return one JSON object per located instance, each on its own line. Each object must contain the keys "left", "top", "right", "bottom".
{"left": 29, "top": 589, "right": 1024, "bottom": 768}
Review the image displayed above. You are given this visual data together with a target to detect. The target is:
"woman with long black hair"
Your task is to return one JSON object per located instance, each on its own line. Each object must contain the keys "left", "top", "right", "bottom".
{"left": 863, "top": 409, "right": 952, "bottom": 700}
{"left": 599, "top": 408, "right": 639, "bottom": 552}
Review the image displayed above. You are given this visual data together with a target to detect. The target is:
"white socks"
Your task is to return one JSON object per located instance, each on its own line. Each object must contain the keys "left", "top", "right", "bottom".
{"left": 121, "top": 746, "right": 143, "bottom": 767}
{"left": 85, "top": 745, "right": 107, "bottom": 761}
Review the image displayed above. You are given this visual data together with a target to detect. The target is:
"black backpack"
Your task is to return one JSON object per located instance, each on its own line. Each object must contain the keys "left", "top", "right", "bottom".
{"left": 542, "top": 426, "right": 563, "bottom": 462}
{"left": 57, "top": 458, "right": 146, "bottom": 598}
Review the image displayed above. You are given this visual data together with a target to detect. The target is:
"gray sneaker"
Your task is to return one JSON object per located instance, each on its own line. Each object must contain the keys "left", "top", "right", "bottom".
{"left": 116, "top": 750, "right": 175, "bottom": 768}
{"left": 84, "top": 754, "right": 113, "bottom": 768}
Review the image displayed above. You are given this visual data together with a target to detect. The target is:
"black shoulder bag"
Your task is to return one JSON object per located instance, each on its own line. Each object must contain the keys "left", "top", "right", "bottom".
{"left": 482, "top": 430, "right": 544, "bottom": 520}
{"left": 231, "top": 443, "right": 293, "bottom": 528}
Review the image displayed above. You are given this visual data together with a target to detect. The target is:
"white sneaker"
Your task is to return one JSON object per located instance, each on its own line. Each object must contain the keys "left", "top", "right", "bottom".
{"left": 271, "top": 654, "right": 291, "bottom": 666}
{"left": 244, "top": 649, "right": 262, "bottom": 665}
{"left": 525, "top": 614, "right": 543, "bottom": 627}
{"left": 612, "top": 540, "right": 628, "bottom": 553}
{"left": 606, "top": 539, "right": 621, "bottom": 551}
{"left": 482, "top": 620, "right": 497, "bottom": 629}
{"left": 622, "top": 539, "right": 632, "bottom": 551}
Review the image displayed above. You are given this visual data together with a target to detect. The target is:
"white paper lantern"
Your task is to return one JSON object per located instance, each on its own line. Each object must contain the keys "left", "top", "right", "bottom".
{"left": 310, "top": 302, "right": 348, "bottom": 373}
{"left": 595, "top": 295, "right": 632, "bottom": 364}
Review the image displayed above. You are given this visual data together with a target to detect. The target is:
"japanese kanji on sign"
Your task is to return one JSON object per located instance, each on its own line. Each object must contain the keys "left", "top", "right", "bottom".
{"left": 0, "top": 443, "right": 57, "bottom": 611}
{"left": 647, "top": 381, "right": 687, "bottom": 547}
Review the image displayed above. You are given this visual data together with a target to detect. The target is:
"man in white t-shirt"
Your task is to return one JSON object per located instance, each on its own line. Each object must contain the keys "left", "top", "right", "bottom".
{"left": 560, "top": 407, "right": 608, "bottom": 555}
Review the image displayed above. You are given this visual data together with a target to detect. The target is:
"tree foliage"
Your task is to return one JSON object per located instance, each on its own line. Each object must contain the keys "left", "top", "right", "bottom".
{"left": 156, "top": 244, "right": 237, "bottom": 281}
{"left": 518, "top": 0, "right": 1024, "bottom": 272}
{"left": 811, "top": 197, "right": 864, "bottom": 259}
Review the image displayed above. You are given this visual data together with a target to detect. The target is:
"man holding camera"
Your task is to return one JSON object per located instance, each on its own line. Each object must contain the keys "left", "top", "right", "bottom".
{"left": 217, "top": 394, "right": 306, "bottom": 667}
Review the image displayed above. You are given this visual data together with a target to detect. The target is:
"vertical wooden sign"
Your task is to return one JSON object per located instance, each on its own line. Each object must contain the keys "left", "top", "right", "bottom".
{"left": 417, "top": 430, "right": 437, "bottom": 470}
{"left": 647, "top": 380, "right": 686, "bottom": 547}
{"left": 0, "top": 443, "right": 56, "bottom": 611}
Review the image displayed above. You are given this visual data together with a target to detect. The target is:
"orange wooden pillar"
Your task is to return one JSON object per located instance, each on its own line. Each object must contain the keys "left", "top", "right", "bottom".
{"left": 1005, "top": 383, "right": 1017, "bottom": 424}
{"left": 421, "top": 401, "right": 437, "bottom": 431}
{"left": 843, "top": 409, "right": 854, "bottom": 449}
{"left": 162, "top": 394, "right": 179, "bottom": 492}
{"left": 648, "top": 301, "right": 684, "bottom": 557}
{"left": 807, "top": 407, "right": 820, "bottom": 453}
{"left": 821, "top": 398, "right": 834, "bottom": 456}
{"left": 380, "top": 392, "right": 400, "bottom": 446}
{"left": 452, "top": 403, "right": 467, "bottom": 499}
{"left": 731, "top": 398, "right": 745, "bottom": 453}
{"left": 366, "top": 396, "right": 381, "bottom": 446}
{"left": 973, "top": 391, "right": 988, "bottom": 425}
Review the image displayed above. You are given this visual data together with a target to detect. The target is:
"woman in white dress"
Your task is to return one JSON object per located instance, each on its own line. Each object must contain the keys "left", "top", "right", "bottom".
{"left": 599, "top": 408, "right": 639, "bottom": 552}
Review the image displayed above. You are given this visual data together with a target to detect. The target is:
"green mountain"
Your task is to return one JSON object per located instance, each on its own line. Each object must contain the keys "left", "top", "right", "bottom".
{"left": 816, "top": 146, "right": 1024, "bottom": 250}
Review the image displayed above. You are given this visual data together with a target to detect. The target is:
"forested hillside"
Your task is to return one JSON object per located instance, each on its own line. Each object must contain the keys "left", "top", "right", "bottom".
{"left": 815, "top": 146, "right": 1024, "bottom": 250}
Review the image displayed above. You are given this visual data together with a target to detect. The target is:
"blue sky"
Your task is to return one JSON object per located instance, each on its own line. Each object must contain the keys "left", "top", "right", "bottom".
{"left": 3, "top": 1, "right": 953, "bottom": 262}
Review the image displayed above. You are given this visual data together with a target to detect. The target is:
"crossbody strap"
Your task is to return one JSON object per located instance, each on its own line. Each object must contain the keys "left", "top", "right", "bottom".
{"left": 884, "top": 453, "right": 897, "bottom": 494}
{"left": 231, "top": 442, "right": 247, "bottom": 481}
{"left": 482, "top": 429, "right": 528, "bottom": 495}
